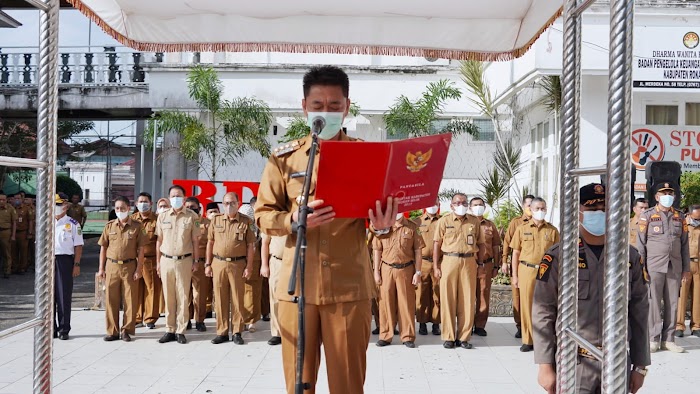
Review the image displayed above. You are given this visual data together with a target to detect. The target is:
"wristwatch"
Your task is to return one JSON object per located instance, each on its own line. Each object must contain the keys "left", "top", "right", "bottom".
{"left": 73, "top": 262, "right": 81, "bottom": 267}
{"left": 373, "top": 227, "right": 390, "bottom": 236}
{"left": 633, "top": 366, "right": 648, "bottom": 376}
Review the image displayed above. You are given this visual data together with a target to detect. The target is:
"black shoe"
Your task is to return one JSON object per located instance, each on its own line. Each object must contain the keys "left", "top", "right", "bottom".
{"left": 418, "top": 323, "right": 428, "bottom": 335}
{"left": 674, "top": 330, "right": 684, "bottom": 338}
{"left": 515, "top": 329, "right": 522, "bottom": 339}
{"left": 205, "top": 311, "right": 213, "bottom": 319}
{"left": 394, "top": 329, "right": 399, "bottom": 335}
{"left": 262, "top": 314, "right": 270, "bottom": 322}
{"left": 158, "top": 333, "right": 177, "bottom": 343}
{"left": 196, "top": 322, "right": 206, "bottom": 332}
{"left": 103, "top": 335, "right": 119, "bottom": 342}
{"left": 432, "top": 324, "right": 441, "bottom": 336}
{"left": 186, "top": 321, "right": 192, "bottom": 330}
{"left": 372, "top": 328, "right": 379, "bottom": 335}
{"left": 692, "top": 330, "right": 700, "bottom": 337}
{"left": 121, "top": 333, "right": 132, "bottom": 342}
{"left": 268, "top": 336, "right": 282, "bottom": 346}
{"left": 454, "top": 340, "right": 461, "bottom": 347}
{"left": 211, "top": 335, "right": 230, "bottom": 344}
{"left": 376, "top": 340, "right": 391, "bottom": 347}
{"left": 403, "top": 341, "right": 416, "bottom": 348}
{"left": 232, "top": 333, "right": 244, "bottom": 345}
{"left": 460, "top": 341, "right": 473, "bottom": 349}
{"left": 53, "top": 331, "right": 58, "bottom": 339}
{"left": 443, "top": 341, "right": 455, "bottom": 349}
{"left": 58, "top": 333, "right": 69, "bottom": 340}
{"left": 520, "top": 344, "right": 534, "bottom": 352}
{"left": 147, "top": 323, "right": 155, "bottom": 329}
{"left": 474, "top": 327, "right": 488, "bottom": 337}
{"left": 177, "top": 334, "right": 187, "bottom": 344}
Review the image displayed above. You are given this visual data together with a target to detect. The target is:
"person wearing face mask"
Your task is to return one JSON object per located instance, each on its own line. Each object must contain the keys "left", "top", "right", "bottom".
{"left": 204, "top": 202, "right": 221, "bottom": 318}
{"left": 155, "top": 185, "right": 201, "bottom": 345}
{"left": 676, "top": 204, "right": 700, "bottom": 338}
{"left": 372, "top": 212, "right": 424, "bottom": 348}
{"left": 415, "top": 201, "right": 442, "bottom": 336}
{"left": 206, "top": 192, "right": 256, "bottom": 345}
{"left": 97, "top": 196, "right": 146, "bottom": 342}
{"left": 629, "top": 198, "right": 649, "bottom": 246}
{"left": 156, "top": 198, "right": 171, "bottom": 215}
{"left": 469, "top": 197, "right": 501, "bottom": 337}
{"left": 433, "top": 193, "right": 486, "bottom": 350}
{"left": 155, "top": 197, "right": 171, "bottom": 315}
{"left": 501, "top": 194, "right": 535, "bottom": 339}
{"left": 53, "top": 193, "right": 83, "bottom": 340}
{"left": 130, "top": 192, "right": 161, "bottom": 329}
{"left": 67, "top": 194, "right": 87, "bottom": 229}
{"left": 12, "top": 193, "right": 34, "bottom": 275}
{"left": 0, "top": 193, "right": 17, "bottom": 279}
{"left": 637, "top": 183, "right": 691, "bottom": 353}
{"left": 510, "top": 197, "right": 559, "bottom": 352}
{"left": 239, "top": 202, "right": 264, "bottom": 333}
{"left": 533, "top": 183, "right": 650, "bottom": 394}
{"left": 184, "top": 197, "right": 211, "bottom": 332}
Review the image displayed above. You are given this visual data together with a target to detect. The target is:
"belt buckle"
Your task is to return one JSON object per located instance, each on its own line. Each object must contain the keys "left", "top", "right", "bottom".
{"left": 117, "top": 260, "right": 124, "bottom": 265}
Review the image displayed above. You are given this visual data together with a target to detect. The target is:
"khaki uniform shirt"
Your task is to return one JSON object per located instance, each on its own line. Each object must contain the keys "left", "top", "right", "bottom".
{"left": 155, "top": 208, "right": 201, "bottom": 256}
{"left": 687, "top": 220, "right": 700, "bottom": 261}
{"left": 636, "top": 206, "right": 689, "bottom": 274}
{"left": 255, "top": 133, "right": 375, "bottom": 305}
{"left": 629, "top": 215, "right": 640, "bottom": 245}
{"left": 372, "top": 218, "right": 424, "bottom": 264}
{"left": 208, "top": 213, "right": 255, "bottom": 258}
{"left": 533, "top": 240, "right": 650, "bottom": 368}
{"left": 15, "top": 204, "right": 33, "bottom": 232}
{"left": 417, "top": 214, "right": 440, "bottom": 259}
{"left": 510, "top": 221, "right": 560, "bottom": 265}
{"left": 434, "top": 213, "right": 485, "bottom": 254}
{"left": 479, "top": 217, "right": 501, "bottom": 264}
{"left": 130, "top": 211, "right": 158, "bottom": 257}
{"left": 198, "top": 216, "right": 211, "bottom": 258}
{"left": 0, "top": 205, "right": 17, "bottom": 232}
{"left": 67, "top": 203, "right": 87, "bottom": 225}
{"left": 502, "top": 214, "right": 531, "bottom": 263}
{"left": 269, "top": 235, "right": 287, "bottom": 260}
{"left": 98, "top": 218, "right": 146, "bottom": 260}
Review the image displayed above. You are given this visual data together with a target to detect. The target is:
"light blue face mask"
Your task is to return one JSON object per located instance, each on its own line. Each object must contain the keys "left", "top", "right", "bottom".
{"left": 307, "top": 112, "right": 345, "bottom": 140}
{"left": 581, "top": 210, "right": 606, "bottom": 236}
{"left": 659, "top": 194, "right": 674, "bottom": 208}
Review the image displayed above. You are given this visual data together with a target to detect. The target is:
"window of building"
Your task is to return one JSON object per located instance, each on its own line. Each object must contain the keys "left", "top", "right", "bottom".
{"left": 531, "top": 126, "right": 537, "bottom": 153}
{"left": 687, "top": 103, "right": 700, "bottom": 126}
{"left": 385, "top": 129, "right": 410, "bottom": 140}
{"left": 542, "top": 157, "right": 548, "bottom": 197}
{"left": 543, "top": 121, "right": 550, "bottom": 150}
{"left": 472, "top": 119, "right": 495, "bottom": 141}
{"left": 646, "top": 105, "right": 678, "bottom": 125}
{"left": 85, "top": 190, "right": 90, "bottom": 200}
{"left": 531, "top": 161, "right": 540, "bottom": 196}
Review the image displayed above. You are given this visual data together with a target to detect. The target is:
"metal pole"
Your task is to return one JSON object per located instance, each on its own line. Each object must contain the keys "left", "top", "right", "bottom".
{"left": 152, "top": 120, "right": 157, "bottom": 199}
{"left": 33, "top": 0, "right": 59, "bottom": 393}
{"left": 602, "top": 0, "right": 634, "bottom": 393}
{"left": 556, "top": 1, "right": 582, "bottom": 393}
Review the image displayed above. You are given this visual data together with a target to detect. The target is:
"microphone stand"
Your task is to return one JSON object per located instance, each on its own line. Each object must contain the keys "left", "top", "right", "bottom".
{"left": 288, "top": 128, "right": 320, "bottom": 394}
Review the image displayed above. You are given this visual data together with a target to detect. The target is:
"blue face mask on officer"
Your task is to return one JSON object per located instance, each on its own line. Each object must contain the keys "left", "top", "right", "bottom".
{"left": 581, "top": 210, "right": 606, "bottom": 236}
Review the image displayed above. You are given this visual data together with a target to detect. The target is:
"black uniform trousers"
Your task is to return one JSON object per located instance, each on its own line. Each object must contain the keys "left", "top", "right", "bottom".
{"left": 54, "top": 254, "right": 74, "bottom": 334}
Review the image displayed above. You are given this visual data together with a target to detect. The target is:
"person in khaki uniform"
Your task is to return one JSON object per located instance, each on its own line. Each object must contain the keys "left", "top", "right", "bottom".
{"left": 0, "top": 194, "right": 17, "bottom": 279}
{"left": 206, "top": 192, "right": 255, "bottom": 345}
{"left": 155, "top": 185, "right": 201, "bottom": 345}
{"left": 13, "top": 195, "right": 34, "bottom": 274}
{"left": 155, "top": 197, "right": 171, "bottom": 316}
{"left": 255, "top": 65, "right": 397, "bottom": 394}
{"left": 373, "top": 214, "right": 424, "bottom": 348}
{"left": 26, "top": 197, "right": 36, "bottom": 270}
{"left": 67, "top": 194, "right": 87, "bottom": 228}
{"left": 510, "top": 197, "right": 559, "bottom": 352}
{"left": 261, "top": 232, "right": 286, "bottom": 346}
{"left": 676, "top": 204, "right": 700, "bottom": 337}
{"left": 186, "top": 196, "right": 211, "bottom": 332}
{"left": 131, "top": 192, "right": 160, "bottom": 329}
{"left": 433, "top": 193, "right": 485, "bottom": 350}
{"left": 97, "top": 196, "right": 146, "bottom": 342}
{"left": 469, "top": 197, "right": 501, "bottom": 337}
{"left": 239, "top": 202, "right": 263, "bottom": 332}
{"left": 629, "top": 198, "right": 649, "bottom": 245}
{"left": 415, "top": 202, "right": 441, "bottom": 336}
{"left": 501, "top": 194, "right": 534, "bottom": 339}
{"left": 533, "top": 183, "right": 650, "bottom": 394}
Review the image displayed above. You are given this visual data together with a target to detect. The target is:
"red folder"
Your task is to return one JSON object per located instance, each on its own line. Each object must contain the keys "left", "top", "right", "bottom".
{"left": 315, "top": 133, "right": 452, "bottom": 218}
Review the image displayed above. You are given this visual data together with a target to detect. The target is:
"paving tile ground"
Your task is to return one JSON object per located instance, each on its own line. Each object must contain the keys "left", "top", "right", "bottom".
{"left": 1, "top": 312, "right": 699, "bottom": 393}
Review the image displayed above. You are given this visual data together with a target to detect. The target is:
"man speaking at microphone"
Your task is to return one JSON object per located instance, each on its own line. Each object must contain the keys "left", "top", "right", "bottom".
{"left": 255, "top": 65, "right": 397, "bottom": 394}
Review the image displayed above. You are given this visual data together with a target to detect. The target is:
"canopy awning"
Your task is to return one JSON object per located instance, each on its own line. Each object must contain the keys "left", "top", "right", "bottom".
{"left": 67, "top": 0, "right": 562, "bottom": 61}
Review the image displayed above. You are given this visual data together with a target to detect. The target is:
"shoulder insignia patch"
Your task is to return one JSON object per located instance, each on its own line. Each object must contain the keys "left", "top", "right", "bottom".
{"left": 639, "top": 224, "right": 646, "bottom": 232}
{"left": 537, "top": 259, "right": 551, "bottom": 281}
{"left": 683, "top": 222, "right": 689, "bottom": 232}
{"left": 273, "top": 140, "right": 302, "bottom": 157}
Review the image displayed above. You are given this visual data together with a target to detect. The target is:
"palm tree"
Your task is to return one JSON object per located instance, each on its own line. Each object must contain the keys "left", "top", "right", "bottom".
{"left": 146, "top": 66, "right": 273, "bottom": 180}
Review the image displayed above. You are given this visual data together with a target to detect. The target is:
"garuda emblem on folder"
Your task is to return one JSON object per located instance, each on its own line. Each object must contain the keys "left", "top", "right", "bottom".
{"left": 406, "top": 149, "right": 433, "bottom": 173}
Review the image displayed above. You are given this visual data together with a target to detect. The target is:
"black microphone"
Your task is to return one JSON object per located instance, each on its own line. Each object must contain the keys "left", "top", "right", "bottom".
{"left": 311, "top": 116, "right": 325, "bottom": 135}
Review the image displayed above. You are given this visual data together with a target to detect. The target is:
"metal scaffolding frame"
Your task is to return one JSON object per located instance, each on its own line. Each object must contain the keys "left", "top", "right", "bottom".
{"left": 556, "top": 0, "right": 635, "bottom": 393}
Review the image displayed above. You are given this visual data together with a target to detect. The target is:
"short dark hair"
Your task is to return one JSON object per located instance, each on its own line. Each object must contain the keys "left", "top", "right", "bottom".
{"left": 303, "top": 66, "right": 349, "bottom": 98}
{"left": 250, "top": 197, "right": 257, "bottom": 205}
{"left": 185, "top": 197, "right": 200, "bottom": 205}
{"left": 169, "top": 185, "right": 186, "bottom": 195}
{"left": 690, "top": 204, "right": 700, "bottom": 212}
{"left": 451, "top": 193, "right": 468, "bottom": 201}
{"left": 634, "top": 198, "right": 648, "bottom": 206}
{"left": 523, "top": 194, "right": 535, "bottom": 203}
{"left": 114, "top": 196, "right": 130, "bottom": 206}
{"left": 531, "top": 197, "right": 547, "bottom": 205}
{"left": 469, "top": 197, "right": 485, "bottom": 206}
{"left": 138, "top": 192, "right": 152, "bottom": 202}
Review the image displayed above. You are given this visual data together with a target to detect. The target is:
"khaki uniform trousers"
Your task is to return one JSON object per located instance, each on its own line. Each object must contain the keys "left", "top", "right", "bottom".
{"left": 517, "top": 263, "right": 538, "bottom": 345}
{"left": 13, "top": 230, "right": 29, "bottom": 272}
{"left": 268, "top": 255, "right": 282, "bottom": 337}
{"left": 440, "top": 255, "right": 478, "bottom": 342}
{"left": 136, "top": 258, "right": 161, "bottom": 325}
{"left": 379, "top": 263, "right": 416, "bottom": 343}
{"left": 677, "top": 260, "right": 700, "bottom": 331}
{"left": 160, "top": 256, "right": 193, "bottom": 334}
{"left": 474, "top": 261, "right": 495, "bottom": 329}
{"left": 135, "top": 277, "right": 145, "bottom": 323}
{"left": 0, "top": 232, "right": 12, "bottom": 276}
{"left": 416, "top": 259, "right": 440, "bottom": 324}
{"left": 243, "top": 257, "right": 262, "bottom": 325}
{"left": 279, "top": 299, "right": 371, "bottom": 394}
{"left": 649, "top": 269, "right": 682, "bottom": 343}
{"left": 213, "top": 259, "right": 246, "bottom": 335}
{"left": 190, "top": 263, "right": 213, "bottom": 323}
{"left": 105, "top": 262, "right": 137, "bottom": 336}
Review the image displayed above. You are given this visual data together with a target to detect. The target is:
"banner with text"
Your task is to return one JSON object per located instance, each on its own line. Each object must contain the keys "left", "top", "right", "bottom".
{"left": 634, "top": 27, "right": 699, "bottom": 89}
{"left": 632, "top": 125, "right": 700, "bottom": 190}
